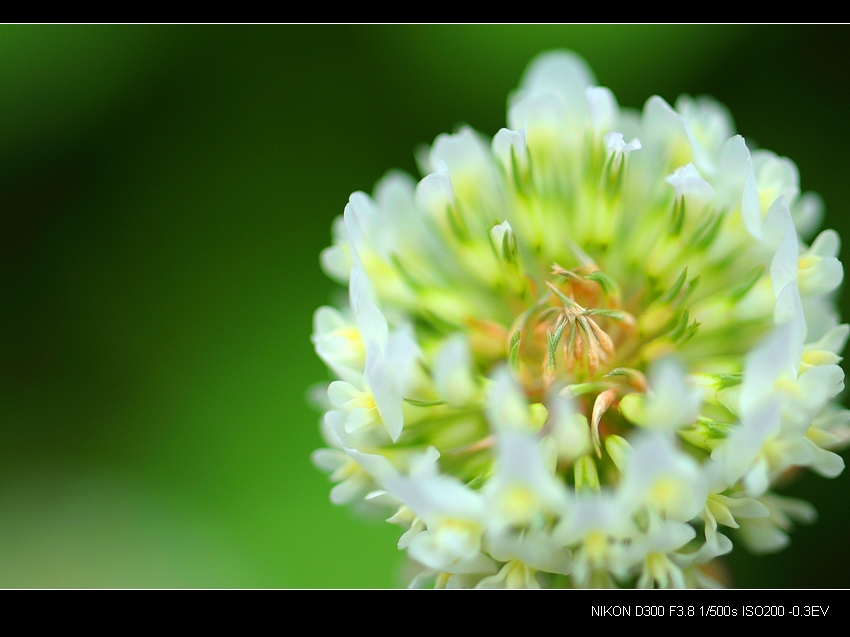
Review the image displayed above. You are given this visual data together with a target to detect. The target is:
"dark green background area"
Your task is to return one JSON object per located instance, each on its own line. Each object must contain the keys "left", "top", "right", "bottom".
{"left": 1, "top": 25, "right": 848, "bottom": 588}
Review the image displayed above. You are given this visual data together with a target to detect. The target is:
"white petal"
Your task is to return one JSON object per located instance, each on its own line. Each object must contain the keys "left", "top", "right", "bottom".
{"left": 712, "top": 401, "right": 780, "bottom": 493}
{"left": 429, "top": 126, "right": 497, "bottom": 193}
{"left": 349, "top": 266, "right": 388, "bottom": 352}
{"left": 486, "top": 533, "right": 572, "bottom": 575}
{"left": 675, "top": 94, "right": 735, "bottom": 175}
{"left": 330, "top": 474, "right": 368, "bottom": 505}
{"left": 644, "top": 357, "right": 702, "bottom": 429}
{"left": 808, "top": 323, "right": 849, "bottom": 355}
{"left": 738, "top": 519, "right": 789, "bottom": 554}
{"left": 408, "top": 530, "right": 476, "bottom": 571}
{"left": 621, "top": 432, "right": 708, "bottom": 521}
{"left": 739, "top": 318, "right": 799, "bottom": 420}
{"left": 803, "top": 295, "right": 840, "bottom": 342}
{"left": 714, "top": 135, "right": 752, "bottom": 212}
{"left": 549, "top": 393, "right": 591, "bottom": 462}
{"left": 753, "top": 150, "right": 800, "bottom": 213}
{"left": 366, "top": 330, "right": 420, "bottom": 442}
{"left": 586, "top": 86, "right": 618, "bottom": 134}
{"left": 809, "top": 229, "right": 841, "bottom": 258}
{"left": 313, "top": 304, "right": 347, "bottom": 336}
{"left": 373, "top": 170, "right": 416, "bottom": 216}
{"left": 799, "top": 255, "right": 843, "bottom": 297}
{"left": 640, "top": 96, "right": 690, "bottom": 170}
{"left": 555, "top": 491, "right": 634, "bottom": 545}
{"left": 740, "top": 155, "right": 763, "bottom": 240}
{"left": 492, "top": 127, "right": 528, "bottom": 172}
{"left": 508, "top": 92, "right": 566, "bottom": 136}
{"left": 319, "top": 245, "right": 350, "bottom": 283}
{"left": 742, "top": 457, "right": 770, "bottom": 497}
{"left": 409, "top": 446, "right": 442, "bottom": 478}
{"left": 805, "top": 439, "right": 845, "bottom": 478}
{"left": 326, "top": 380, "right": 359, "bottom": 409}
{"left": 791, "top": 364, "right": 845, "bottom": 428}
{"left": 665, "top": 163, "right": 716, "bottom": 201}
{"left": 311, "top": 448, "right": 346, "bottom": 473}
{"left": 311, "top": 306, "right": 365, "bottom": 385}
{"left": 486, "top": 367, "right": 532, "bottom": 432}
{"left": 517, "top": 50, "right": 594, "bottom": 115}
{"left": 774, "top": 494, "right": 817, "bottom": 524}
{"left": 433, "top": 334, "right": 478, "bottom": 406}
{"left": 488, "top": 430, "right": 568, "bottom": 522}
{"left": 766, "top": 198, "right": 799, "bottom": 298}
{"left": 718, "top": 494, "right": 770, "bottom": 519}
{"left": 604, "top": 131, "right": 641, "bottom": 155}
{"left": 791, "top": 192, "right": 824, "bottom": 240}
{"left": 414, "top": 170, "right": 454, "bottom": 216}
{"left": 489, "top": 220, "right": 517, "bottom": 262}
{"left": 345, "top": 190, "right": 394, "bottom": 259}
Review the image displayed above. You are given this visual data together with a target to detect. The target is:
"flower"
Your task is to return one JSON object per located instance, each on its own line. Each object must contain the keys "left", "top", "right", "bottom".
{"left": 311, "top": 50, "right": 848, "bottom": 588}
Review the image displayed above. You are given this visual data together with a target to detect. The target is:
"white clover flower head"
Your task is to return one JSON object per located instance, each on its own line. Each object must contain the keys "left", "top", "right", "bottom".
{"left": 311, "top": 50, "right": 846, "bottom": 588}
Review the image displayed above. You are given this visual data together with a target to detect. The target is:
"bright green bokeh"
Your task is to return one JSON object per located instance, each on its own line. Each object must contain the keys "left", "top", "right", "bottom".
{"left": 1, "top": 25, "right": 848, "bottom": 587}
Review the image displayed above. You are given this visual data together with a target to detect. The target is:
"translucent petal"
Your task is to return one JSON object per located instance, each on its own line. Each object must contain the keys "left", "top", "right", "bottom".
{"left": 807, "top": 323, "right": 849, "bottom": 355}
{"left": 714, "top": 135, "right": 752, "bottom": 213}
{"left": 644, "top": 357, "right": 702, "bottom": 429}
{"left": 517, "top": 50, "right": 595, "bottom": 117}
{"left": 799, "top": 255, "right": 843, "bottom": 297}
{"left": 413, "top": 170, "right": 453, "bottom": 216}
{"left": 791, "top": 192, "right": 824, "bottom": 240}
{"left": 586, "top": 86, "right": 618, "bottom": 134}
{"left": 805, "top": 438, "right": 846, "bottom": 478}
{"left": 311, "top": 448, "right": 346, "bottom": 473}
{"left": 492, "top": 127, "right": 528, "bottom": 172}
{"left": 621, "top": 433, "right": 708, "bottom": 522}
{"left": 766, "top": 198, "right": 799, "bottom": 298}
{"left": 486, "top": 366, "right": 533, "bottom": 432}
{"left": 349, "top": 266, "right": 388, "bottom": 352}
{"left": 666, "top": 162, "right": 716, "bottom": 201}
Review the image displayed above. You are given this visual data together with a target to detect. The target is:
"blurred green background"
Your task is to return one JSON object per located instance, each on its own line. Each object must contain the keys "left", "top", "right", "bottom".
{"left": 1, "top": 25, "right": 849, "bottom": 587}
